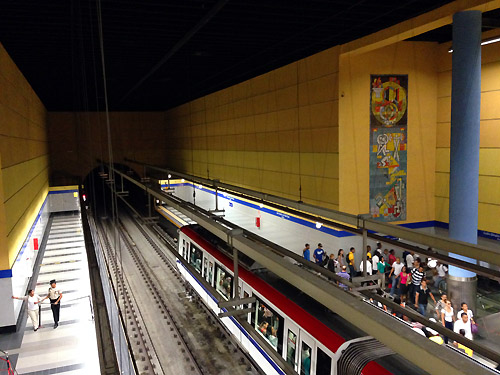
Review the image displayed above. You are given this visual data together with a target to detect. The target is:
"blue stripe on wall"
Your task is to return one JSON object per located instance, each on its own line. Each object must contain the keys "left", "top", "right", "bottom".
{"left": 163, "top": 183, "right": 500, "bottom": 242}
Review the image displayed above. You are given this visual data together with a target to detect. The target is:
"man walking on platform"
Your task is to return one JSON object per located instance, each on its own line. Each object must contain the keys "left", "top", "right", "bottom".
{"left": 42, "top": 280, "right": 63, "bottom": 328}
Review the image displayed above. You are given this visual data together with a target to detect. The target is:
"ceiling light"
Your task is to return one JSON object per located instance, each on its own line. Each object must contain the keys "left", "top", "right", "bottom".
{"left": 168, "top": 174, "right": 171, "bottom": 179}
{"left": 448, "top": 35, "right": 500, "bottom": 53}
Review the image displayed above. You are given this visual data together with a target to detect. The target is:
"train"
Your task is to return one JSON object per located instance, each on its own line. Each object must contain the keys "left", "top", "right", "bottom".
{"left": 156, "top": 205, "right": 420, "bottom": 375}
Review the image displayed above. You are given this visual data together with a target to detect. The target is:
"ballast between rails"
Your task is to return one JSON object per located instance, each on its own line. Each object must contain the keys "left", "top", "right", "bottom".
{"left": 106, "top": 165, "right": 497, "bottom": 375}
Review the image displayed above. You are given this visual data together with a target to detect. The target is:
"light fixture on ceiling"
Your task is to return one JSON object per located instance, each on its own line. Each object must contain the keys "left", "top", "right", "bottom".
{"left": 448, "top": 35, "right": 500, "bottom": 53}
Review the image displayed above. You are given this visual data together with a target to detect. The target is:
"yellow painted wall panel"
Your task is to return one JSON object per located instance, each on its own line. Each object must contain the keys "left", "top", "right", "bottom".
{"left": 2, "top": 155, "right": 49, "bottom": 201}
{"left": 435, "top": 196, "right": 449, "bottom": 224}
{"left": 481, "top": 90, "right": 500, "bottom": 120}
{"left": 299, "top": 73, "right": 338, "bottom": 106}
{"left": 274, "top": 63, "right": 297, "bottom": 89}
{"left": 436, "top": 122, "right": 450, "bottom": 148}
{"left": 298, "top": 46, "right": 339, "bottom": 82}
{"left": 435, "top": 172, "right": 450, "bottom": 199}
{"left": 435, "top": 148, "right": 450, "bottom": 173}
{"left": 479, "top": 149, "right": 500, "bottom": 176}
{"left": 479, "top": 175, "right": 500, "bottom": 205}
{"left": 436, "top": 97, "right": 451, "bottom": 124}
{"left": 437, "top": 71, "right": 451, "bottom": 98}
{"left": 480, "top": 120, "right": 500, "bottom": 147}
{"left": 481, "top": 61, "right": 500, "bottom": 92}
{"left": 478, "top": 202, "right": 500, "bottom": 234}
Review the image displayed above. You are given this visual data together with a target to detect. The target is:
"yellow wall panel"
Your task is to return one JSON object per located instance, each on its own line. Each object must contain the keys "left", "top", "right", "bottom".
{"left": 299, "top": 73, "right": 338, "bottom": 106}
{"left": 479, "top": 149, "right": 500, "bottom": 176}
{"left": 436, "top": 97, "right": 451, "bottom": 123}
{"left": 481, "top": 90, "right": 500, "bottom": 120}
{"left": 436, "top": 122, "right": 451, "bottom": 148}
{"left": 298, "top": 46, "right": 339, "bottom": 82}
{"left": 481, "top": 61, "right": 500, "bottom": 92}
{"left": 478, "top": 202, "right": 500, "bottom": 234}
{"left": 437, "top": 71, "right": 451, "bottom": 98}
{"left": 435, "top": 148, "right": 450, "bottom": 173}
{"left": 479, "top": 175, "right": 500, "bottom": 205}
{"left": 435, "top": 196, "right": 449, "bottom": 223}
{"left": 435, "top": 172, "right": 450, "bottom": 198}
{"left": 274, "top": 63, "right": 297, "bottom": 89}
{"left": 480, "top": 120, "right": 500, "bottom": 147}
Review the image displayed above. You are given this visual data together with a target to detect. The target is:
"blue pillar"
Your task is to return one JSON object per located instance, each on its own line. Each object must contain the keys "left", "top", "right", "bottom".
{"left": 448, "top": 11, "right": 481, "bottom": 310}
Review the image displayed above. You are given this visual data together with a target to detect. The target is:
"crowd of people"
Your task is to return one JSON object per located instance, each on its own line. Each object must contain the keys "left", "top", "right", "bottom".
{"left": 301, "top": 241, "right": 478, "bottom": 355}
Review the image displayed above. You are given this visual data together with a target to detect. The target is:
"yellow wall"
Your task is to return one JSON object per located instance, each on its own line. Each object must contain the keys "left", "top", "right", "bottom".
{"left": 339, "top": 42, "right": 438, "bottom": 223}
{"left": 0, "top": 43, "right": 49, "bottom": 269}
{"left": 164, "top": 47, "right": 341, "bottom": 209}
{"left": 435, "top": 30, "right": 500, "bottom": 233}
{"left": 47, "top": 111, "right": 167, "bottom": 184}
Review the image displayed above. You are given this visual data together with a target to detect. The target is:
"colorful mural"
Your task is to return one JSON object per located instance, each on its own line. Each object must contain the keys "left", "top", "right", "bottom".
{"left": 370, "top": 75, "right": 407, "bottom": 222}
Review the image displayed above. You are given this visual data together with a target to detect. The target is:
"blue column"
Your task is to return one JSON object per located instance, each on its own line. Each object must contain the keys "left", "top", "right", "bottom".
{"left": 448, "top": 11, "right": 481, "bottom": 308}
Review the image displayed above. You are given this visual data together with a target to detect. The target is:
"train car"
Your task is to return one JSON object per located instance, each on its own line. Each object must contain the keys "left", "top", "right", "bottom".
{"left": 157, "top": 205, "right": 407, "bottom": 375}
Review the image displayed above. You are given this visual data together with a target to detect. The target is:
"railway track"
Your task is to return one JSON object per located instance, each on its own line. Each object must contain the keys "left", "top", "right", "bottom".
{"left": 116, "top": 218, "right": 204, "bottom": 375}
{"left": 98, "top": 220, "right": 163, "bottom": 375}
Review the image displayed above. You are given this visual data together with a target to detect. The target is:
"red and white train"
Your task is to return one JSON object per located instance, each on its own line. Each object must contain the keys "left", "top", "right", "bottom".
{"left": 157, "top": 205, "right": 417, "bottom": 375}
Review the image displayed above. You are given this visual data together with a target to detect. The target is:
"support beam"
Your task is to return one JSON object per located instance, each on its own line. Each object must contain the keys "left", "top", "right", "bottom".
{"left": 340, "top": 0, "right": 500, "bottom": 57}
{"left": 107, "top": 166, "right": 500, "bottom": 374}
{"left": 124, "top": 160, "right": 500, "bottom": 270}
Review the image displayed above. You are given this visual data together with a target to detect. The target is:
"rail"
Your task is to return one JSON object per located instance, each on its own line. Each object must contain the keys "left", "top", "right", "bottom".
{"left": 106, "top": 165, "right": 500, "bottom": 374}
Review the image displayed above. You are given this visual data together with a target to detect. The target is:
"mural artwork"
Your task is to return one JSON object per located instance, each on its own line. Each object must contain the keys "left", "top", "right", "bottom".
{"left": 369, "top": 75, "right": 408, "bottom": 222}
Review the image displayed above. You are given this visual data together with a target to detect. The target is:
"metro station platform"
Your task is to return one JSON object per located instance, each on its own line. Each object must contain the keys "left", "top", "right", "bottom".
{"left": 0, "top": 212, "right": 100, "bottom": 374}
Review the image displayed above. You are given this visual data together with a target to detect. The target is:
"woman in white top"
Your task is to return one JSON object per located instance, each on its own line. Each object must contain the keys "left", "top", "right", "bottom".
{"left": 12, "top": 289, "right": 42, "bottom": 331}
{"left": 441, "top": 299, "right": 455, "bottom": 344}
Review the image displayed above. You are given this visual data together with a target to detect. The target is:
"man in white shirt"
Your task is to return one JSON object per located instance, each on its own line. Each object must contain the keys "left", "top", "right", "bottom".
{"left": 12, "top": 289, "right": 42, "bottom": 331}
{"left": 359, "top": 257, "right": 373, "bottom": 275}
{"left": 434, "top": 261, "right": 448, "bottom": 288}
{"left": 371, "top": 252, "right": 380, "bottom": 275}
{"left": 406, "top": 252, "right": 415, "bottom": 270}
{"left": 454, "top": 312, "right": 473, "bottom": 340}
{"left": 388, "top": 258, "right": 404, "bottom": 297}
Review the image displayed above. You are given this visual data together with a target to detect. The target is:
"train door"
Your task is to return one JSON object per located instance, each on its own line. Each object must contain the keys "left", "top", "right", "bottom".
{"left": 283, "top": 320, "right": 300, "bottom": 371}
{"left": 298, "top": 331, "right": 315, "bottom": 375}
{"left": 203, "top": 255, "right": 214, "bottom": 286}
{"left": 241, "top": 283, "right": 253, "bottom": 322}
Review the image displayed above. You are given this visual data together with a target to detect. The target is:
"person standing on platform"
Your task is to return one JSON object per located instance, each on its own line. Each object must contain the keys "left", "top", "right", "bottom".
{"left": 371, "top": 250, "right": 380, "bottom": 275}
{"left": 441, "top": 299, "right": 455, "bottom": 344}
{"left": 303, "top": 244, "right": 311, "bottom": 262}
{"left": 454, "top": 313, "right": 473, "bottom": 340}
{"left": 388, "top": 249, "right": 396, "bottom": 266}
{"left": 406, "top": 251, "right": 415, "bottom": 270}
{"left": 457, "top": 303, "right": 476, "bottom": 325}
{"left": 377, "top": 257, "right": 387, "bottom": 288}
{"left": 326, "top": 253, "right": 336, "bottom": 273}
{"left": 414, "top": 280, "right": 436, "bottom": 317}
{"left": 313, "top": 243, "right": 325, "bottom": 265}
{"left": 347, "top": 247, "right": 356, "bottom": 280}
{"left": 409, "top": 265, "right": 425, "bottom": 302}
{"left": 42, "top": 280, "right": 63, "bottom": 328}
{"left": 12, "top": 290, "right": 42, "bottom": 331}
{"left": 336, "top": 266, "right": 350, "bottom": 291}
{"left": 336, "top": 249, "right": 345, "bottom": 271}
{"left": 388, "top": 257, "right": 404, "bottom": 297}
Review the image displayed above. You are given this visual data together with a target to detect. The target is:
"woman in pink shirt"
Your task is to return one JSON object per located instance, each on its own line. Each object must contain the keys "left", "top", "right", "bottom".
{"left": 398, "top": 266, "right": 410, "bottom": 298}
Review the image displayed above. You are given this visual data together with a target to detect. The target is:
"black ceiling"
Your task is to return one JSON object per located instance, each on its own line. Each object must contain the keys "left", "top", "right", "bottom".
{"left": 0, "top": 0, "right": 465, "bottom": 111}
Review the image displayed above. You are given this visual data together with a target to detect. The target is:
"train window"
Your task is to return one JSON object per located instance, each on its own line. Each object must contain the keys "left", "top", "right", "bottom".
{"left": 316, "top": 348, "right": 332, "bottom": 375}
{"left": 182, "top": 239, "right": 186, "bottom": 258}
{"left": 300, "top": 342, "right": 311, "bottom": 375}
{"left": 215, "top": 265, "right": 232, "bottom": 300}
{"left": 203, "top": 258, "right": 208, "bottom": 279}
{"left": 190, "top": 244, "right": 202, "bottom": 273}
{"left": 286, "top": 330, "right": 297, "bottom": 368}
{"left": 253, "top": 299, "right": 284, "bottom": 353}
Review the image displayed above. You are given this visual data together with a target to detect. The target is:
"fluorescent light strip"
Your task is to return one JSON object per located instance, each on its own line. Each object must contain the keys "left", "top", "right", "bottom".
{"left": 448, "top": 35, "right": 500, "bottom": 53}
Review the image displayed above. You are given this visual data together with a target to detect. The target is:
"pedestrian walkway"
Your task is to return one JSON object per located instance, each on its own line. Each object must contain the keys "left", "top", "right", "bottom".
{"left": 0, "top": 213, "right": 100, "bottom": 374}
